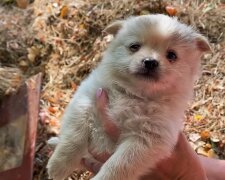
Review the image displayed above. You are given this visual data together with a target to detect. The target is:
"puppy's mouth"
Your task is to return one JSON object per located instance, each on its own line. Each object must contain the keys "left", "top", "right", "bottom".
{"left": 134, "top": 69, "right": 160, "bottom": 80}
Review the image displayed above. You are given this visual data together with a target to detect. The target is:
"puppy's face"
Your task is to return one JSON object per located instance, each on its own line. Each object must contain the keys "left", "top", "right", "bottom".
{"left": 104, "top": 15, "right": 210, "bottom": 95}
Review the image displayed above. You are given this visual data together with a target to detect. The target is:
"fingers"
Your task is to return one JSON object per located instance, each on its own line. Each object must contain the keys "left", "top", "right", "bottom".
{"left": 96, "top": 88, "right": 120, "bottom": 142}
{"left": 88, "top": 148, "right": 111, "bottom": 163}
{"left": 173, "top": 132, "right": 207, "bottom": 179}
{"left": 175, "top": 132, "right": 199, "bottom": 156}
{"left": 83, "top": 88, "right": 118, "bottom": 172}
{"left": 82, "top": 158, "right": 102, "bottom": 174}
{"left": 198, "top": 156, "right": 225, "bottom": 180}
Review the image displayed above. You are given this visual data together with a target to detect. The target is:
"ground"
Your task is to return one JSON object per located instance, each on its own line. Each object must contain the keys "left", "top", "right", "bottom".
{"left": 0, "top": 0, "right": 224, "bottom": 180}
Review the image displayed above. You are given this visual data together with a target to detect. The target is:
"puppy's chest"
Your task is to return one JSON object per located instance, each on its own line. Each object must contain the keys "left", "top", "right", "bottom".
{"left": 105, "top": 89, "right": 173, "bottom": 135}
{"left": 89, "top": 92, "right": 158, "bottom": 153}
{"left": 88, "top": 89, "right": 182, "bottom": 153}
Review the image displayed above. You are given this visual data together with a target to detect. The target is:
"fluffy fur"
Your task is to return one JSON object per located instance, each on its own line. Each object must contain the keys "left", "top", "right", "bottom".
{"left": 47, "top": 14, "right": 210, "bottom": 180}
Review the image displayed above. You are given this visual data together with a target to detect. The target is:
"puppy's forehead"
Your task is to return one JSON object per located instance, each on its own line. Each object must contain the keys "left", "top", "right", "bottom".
{"left": 120, "top": 15, "right": 194, "bottom": 44}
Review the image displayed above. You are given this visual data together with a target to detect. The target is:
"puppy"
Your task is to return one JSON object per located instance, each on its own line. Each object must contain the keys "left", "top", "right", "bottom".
{"left": 47, "top": 14, "right": 210, "bottom": 180}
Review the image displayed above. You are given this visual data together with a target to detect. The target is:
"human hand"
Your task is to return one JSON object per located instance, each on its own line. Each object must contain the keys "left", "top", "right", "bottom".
{"left": 83, "top": 88, "right": 207, "bottom": 180}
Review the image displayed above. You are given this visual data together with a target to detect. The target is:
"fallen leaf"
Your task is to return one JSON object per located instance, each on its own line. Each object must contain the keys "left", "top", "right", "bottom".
{"left": 28, "top": 53, "right": 36, "bottom": 62}
{"left": 197, "top": 147, "right": 208, "bottom": 157}
{"left": 207, "top": 149, "right": 219, "bottom": 158}
{"left": 19, "top": 60, "right": 29, "bottom": 67}
{"left": 189, "top": 133, "right": 201, "bottom": 142}
{"left": 79, "top": 23, "right": 85, "bottom": 30}
{"left": 71, "top": 81, "right": 77, "bottom": 91}
{"left": 47, "top": 97, "right": 58, "bottom": 104}
{"left": 194, "top": 114, "right": 203, "bottom": 121}
{"left": 60, "top": 6, "right": 69, "bottom": 18}
{"left": 200, "top": 130, "right": 210, "bottom": 140}
{"left": 27, "top": 46, "right": 40, "bottom": 62}
{"left": 197, "top": 147, "right": 218, "bottom": 158}
{"left": 207, "top": 103, "right": 213, "bottom": 113}
{"left": 204, "top": 143, "right": 212, "bottom": 151}
{"left": 49, "top": 119, "right": 60, "bottom": 127}
{"left": 48, "top": 106, "right": 57, "bottom": 114}
{"left": 16, "top": 0, "right": 28, "bottom": 9}
{"left": 165, "top": 6, "right": 177, "bottom": 16}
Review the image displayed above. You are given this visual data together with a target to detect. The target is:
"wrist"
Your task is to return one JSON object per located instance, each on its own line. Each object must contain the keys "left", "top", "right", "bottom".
{"left": 199, "top": 156, "right": 225, "bottom": 180}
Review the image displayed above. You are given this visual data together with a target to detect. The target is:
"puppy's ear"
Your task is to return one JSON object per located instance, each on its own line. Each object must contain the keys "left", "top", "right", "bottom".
{"left": 103, "top": 21, "right": 123, "bottom": 35}
{"left": 196, "top": 35, "right": 211, "bottom": 52}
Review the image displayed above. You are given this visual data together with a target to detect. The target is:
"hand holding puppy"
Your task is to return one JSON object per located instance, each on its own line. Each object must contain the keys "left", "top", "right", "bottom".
{"left": 83, "top": 89, "right": 207, "bottom": 180}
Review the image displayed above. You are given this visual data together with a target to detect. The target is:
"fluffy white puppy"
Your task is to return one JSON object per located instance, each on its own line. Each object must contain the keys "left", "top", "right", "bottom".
{"left": 47, "top": 14, "right": 210, "bottom": 180}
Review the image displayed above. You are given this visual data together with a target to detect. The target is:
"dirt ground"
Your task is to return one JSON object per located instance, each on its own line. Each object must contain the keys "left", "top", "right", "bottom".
{"left": 0, "top": 0, "right": 224, "bottom": 179}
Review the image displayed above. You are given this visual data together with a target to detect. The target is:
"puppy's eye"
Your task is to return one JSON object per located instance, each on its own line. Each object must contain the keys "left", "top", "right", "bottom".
{"left": 129, "top": 43, "right": 141, "bottom": 52}
{"left": 166, "top": 50, "right": 177, "bottom": 62}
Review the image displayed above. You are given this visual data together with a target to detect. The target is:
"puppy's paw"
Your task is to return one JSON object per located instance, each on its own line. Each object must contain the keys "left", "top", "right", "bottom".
{"left": 47, "top": 137, "right": 59, "bottom": 148}
{"left": 47, "top": 157, "right": 68, "bottom": 180}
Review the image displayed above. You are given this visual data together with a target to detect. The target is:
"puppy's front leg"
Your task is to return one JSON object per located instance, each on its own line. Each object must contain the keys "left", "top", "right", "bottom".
{"left": 47, "top": 98, "right": 91, "bottom": 180}
{"left": 91, "top": 137, "right": 172, "bottom": 180}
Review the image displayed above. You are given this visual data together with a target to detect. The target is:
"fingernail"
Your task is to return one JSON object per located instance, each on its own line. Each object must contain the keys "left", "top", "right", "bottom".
{"left": 96, "top": 88, "right": 102, "bottom": 98}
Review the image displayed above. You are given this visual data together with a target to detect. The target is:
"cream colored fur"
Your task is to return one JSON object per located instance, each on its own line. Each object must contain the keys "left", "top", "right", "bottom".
{"left": 47, "top": 14, "right": 210, "bottom": 180}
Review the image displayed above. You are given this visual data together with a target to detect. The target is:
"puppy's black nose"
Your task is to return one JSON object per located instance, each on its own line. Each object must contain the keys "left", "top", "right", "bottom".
{"left": 143, "top": 58, "right": 159, "bottom": 70}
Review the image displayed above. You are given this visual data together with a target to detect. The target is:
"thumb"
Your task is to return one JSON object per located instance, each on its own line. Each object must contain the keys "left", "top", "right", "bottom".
{"left": 96, "top": 88, "right": 120, "bottom": 142}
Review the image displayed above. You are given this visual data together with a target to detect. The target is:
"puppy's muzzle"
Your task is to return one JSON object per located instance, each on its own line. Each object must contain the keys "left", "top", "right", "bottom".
{"left": 135, "top": 58, "right": 159, "bottom": 79}
{"left": 142, "top": 58, "right": 159, "bottom": 71}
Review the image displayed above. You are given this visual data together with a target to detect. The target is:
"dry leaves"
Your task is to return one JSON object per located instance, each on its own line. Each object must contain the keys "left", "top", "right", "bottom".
{"left": 200, "top": 130, "right": 210, "bottom": 140}
{"left": 0, "top": 67, "right": 24, "bottom": 98}
{"left": 16, "top": 0, "right": 29, "bottom": 9}
{"left": 60, "top": 5, "right": 69, "bottom": 18}
{"left": 165, "top": 5, "right": 177, "bottom": 16}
